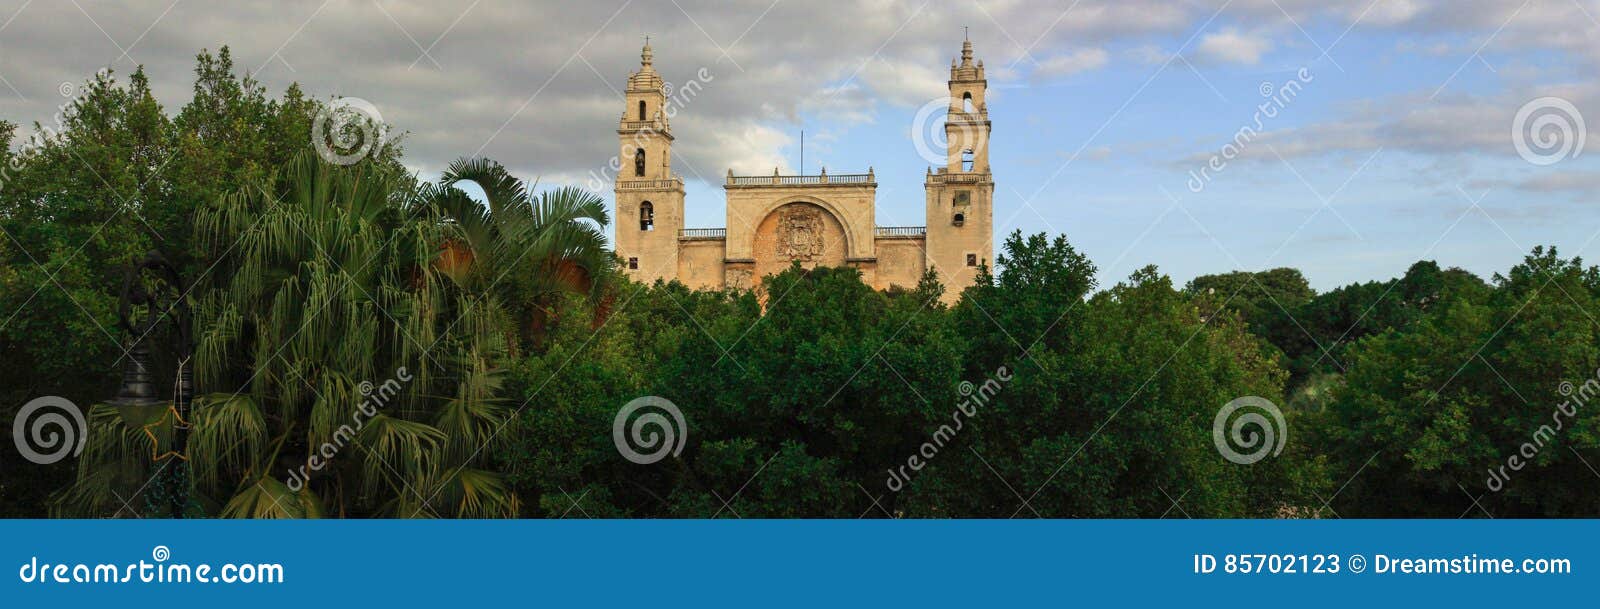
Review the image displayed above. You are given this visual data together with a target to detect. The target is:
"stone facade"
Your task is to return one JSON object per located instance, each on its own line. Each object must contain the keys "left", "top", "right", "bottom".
{"left": 615, "top": 38, "right": 994, "bottom": 304}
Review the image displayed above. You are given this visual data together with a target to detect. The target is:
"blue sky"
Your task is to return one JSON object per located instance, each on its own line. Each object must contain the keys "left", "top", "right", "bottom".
{"left": 3, "top": 1, "right": 1597, "bottom": 292}
{"left": 669, "top": 13, "right": 1600, "bottom": 292}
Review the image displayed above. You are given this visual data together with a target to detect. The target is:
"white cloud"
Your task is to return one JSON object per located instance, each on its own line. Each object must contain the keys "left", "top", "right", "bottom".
{"left": 1125, "top": 44, "right": 1170, "bottom": 65}
{"left": 1362, "top": 0, "right": 1428, "bottom": 26}
{"left": 1033, "top": 48, "right": 1110, "bottom": 77}
{"left": 696, "top": 123, "right": 793, "bottom": 176}
{"left": 3, "top": 0, "right": 1600, "bottom": 190}
{"left": 1177, "top": 82, "right": 1600, "bottom": 165}
{"left": 1196, "top": 28, "right": 1273, "bottom": 65}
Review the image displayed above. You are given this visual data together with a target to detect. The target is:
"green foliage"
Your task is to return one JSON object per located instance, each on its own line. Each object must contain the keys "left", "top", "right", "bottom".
{"left": 7, "top": 45, "right": 1598, "bottom": 520}
{"left": 499, "top": 265, "right": 950, "bottom": 517}
{"left": 424, "top": 158, "right": 611, "bottom": 345}
{"left": 501, "top": 234, "right": 1330, "bottom": 518}
{"left": 50, "top": 147, "right": 609, "bottom": 518}
{"left": 907, "top": 235, "right": 1326, "bottom": 517}
{"left": 0, "top": 47, "right": 405, "bottom": 516}
{"left": 1187, "top": 267, "right": 1315, "bottom": 339}
{"left": 1319, "top": 247, "right": 1600, "bottom": 517}
{"left": 1278, "top": 261, "right": 1489, "bottom": 380}
{"left": 0, "top": 67, "right": 173, "bottom": 516}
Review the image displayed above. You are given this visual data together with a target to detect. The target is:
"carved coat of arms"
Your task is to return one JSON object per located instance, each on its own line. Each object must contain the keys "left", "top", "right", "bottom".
{"left": 775, "top": 207, "right": 825, "bottom": 261}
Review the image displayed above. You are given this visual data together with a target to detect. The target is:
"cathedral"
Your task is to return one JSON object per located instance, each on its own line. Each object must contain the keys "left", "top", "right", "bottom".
{"left": 613, "top": 37, "right": 993, "bottom": 304}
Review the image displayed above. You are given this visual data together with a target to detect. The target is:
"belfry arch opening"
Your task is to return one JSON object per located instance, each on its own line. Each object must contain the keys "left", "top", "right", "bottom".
{"left": 634, "top": 149, "right": 646, "bottom": 177}
{"left": 639, "top": 201, "right": 654, "bottom": 231}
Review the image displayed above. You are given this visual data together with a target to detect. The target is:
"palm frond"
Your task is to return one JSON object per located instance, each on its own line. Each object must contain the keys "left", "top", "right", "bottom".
{"left": 219, "top": 476, "right": 321, "bottom": 519}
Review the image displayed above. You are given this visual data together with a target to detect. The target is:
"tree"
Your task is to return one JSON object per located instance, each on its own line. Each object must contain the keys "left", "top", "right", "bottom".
{"left": 0, "top": 49, "right": 368, "bottom": 516}
{"left": 1276, "top": 261, "right": 1489, "bottom": 381}
{"left": 500, "top": 234, "right": 1330, "bottom": 518}
{"left": 905, "top": 235, "right": 1328, "bottom": 517}
{"left": 54, "top": 149, "right": 611, "bottom": 518}
{"left": 0, "top": 69, "right": 166, "bottom": 516}
{"left": 1321, "top": 247, "right": 1600, "bottom": 517}
{"left": 421, "top": 157, "right": 611, "bottom": 348}
{"left": 1186, "top": 268, "right": 1315, "bottom": 340}
{"left": 499, "top": 264, "right": 961, "bottom": 517}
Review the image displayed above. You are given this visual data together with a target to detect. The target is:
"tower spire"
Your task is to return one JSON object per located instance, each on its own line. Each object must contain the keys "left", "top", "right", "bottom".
{"left": 641, "top": 35, "right": 653, "bottom": 68}
{"left": 960, "top": 33, "right": 974, "bottom": 67}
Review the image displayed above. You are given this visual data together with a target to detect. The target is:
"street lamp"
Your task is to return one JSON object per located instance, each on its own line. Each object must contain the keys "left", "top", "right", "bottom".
{"left": 110, "top": 251, "right": 194, "bottom": 518}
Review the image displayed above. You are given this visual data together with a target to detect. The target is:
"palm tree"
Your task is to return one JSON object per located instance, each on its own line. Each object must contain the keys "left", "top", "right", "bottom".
{"left": 55, "top": 151, "right": 611, "bottom": 518}
{"left": 421, "top": 157, "right": 611, "bottom": 346}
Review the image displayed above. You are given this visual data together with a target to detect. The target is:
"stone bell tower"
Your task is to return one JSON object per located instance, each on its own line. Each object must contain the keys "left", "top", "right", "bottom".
{"left": 924, "top": 35, "right": 994, "bottom": 295}
{"left": 614, "top": 38, "right": 685, "bottom": 283}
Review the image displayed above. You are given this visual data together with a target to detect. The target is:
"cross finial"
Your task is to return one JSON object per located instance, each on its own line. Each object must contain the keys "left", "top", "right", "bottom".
{"left": 964, "top": 26, "right": 969, "bottom": 41}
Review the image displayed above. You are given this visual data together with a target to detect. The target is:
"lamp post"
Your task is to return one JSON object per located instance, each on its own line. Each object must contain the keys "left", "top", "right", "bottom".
{"left": 109, "top": 251, "right": 193, "bottom": 519}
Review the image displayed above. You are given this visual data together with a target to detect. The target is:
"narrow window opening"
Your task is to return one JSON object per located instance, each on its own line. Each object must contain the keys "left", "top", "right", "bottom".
{"left": 628, "top": 257, "right": 639, "bottom": 270}
{"left": 634, "top": 149, "right": 646, "bottom": 177}
{"left": 962, "top": 92, "right": 974, "bottom": 113}
{"left": 961, "top": 148, "right": 975, "bottom": 172}
{"left": 966, "top": 254, "right": 978, "bottom": 267}
{"left": 638, "top": 100, "right": 647, "bottom": 121}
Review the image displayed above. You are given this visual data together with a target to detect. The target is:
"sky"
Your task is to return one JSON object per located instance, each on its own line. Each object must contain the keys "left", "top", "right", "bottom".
{"left": 2, "top": 0, "right": 1598, "bottom": 291}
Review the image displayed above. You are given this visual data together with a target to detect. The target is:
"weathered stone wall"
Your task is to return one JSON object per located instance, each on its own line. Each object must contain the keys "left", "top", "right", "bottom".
{"left": 874, "top": 237, "right": 928, "bottom": 292}
{"left": 676, "top": 237, "right": 726, "bottom": 290}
